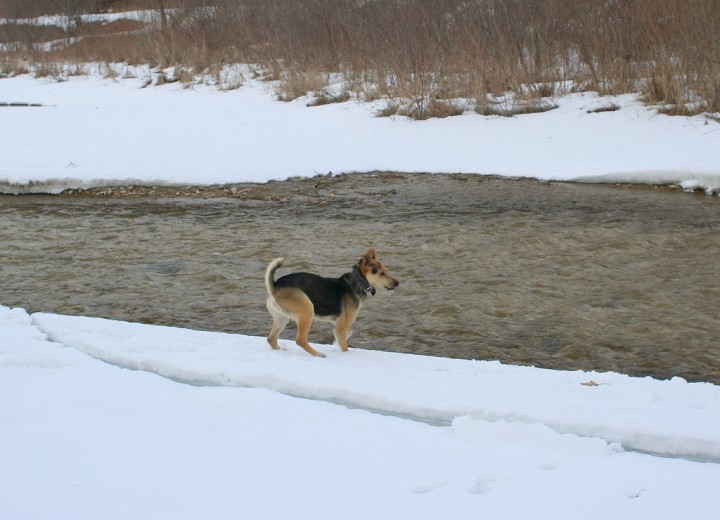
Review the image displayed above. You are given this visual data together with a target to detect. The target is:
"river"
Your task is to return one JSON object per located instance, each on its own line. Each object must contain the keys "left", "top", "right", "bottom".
{"left": 2, "top": 173, "right": 718, "bottom": 383}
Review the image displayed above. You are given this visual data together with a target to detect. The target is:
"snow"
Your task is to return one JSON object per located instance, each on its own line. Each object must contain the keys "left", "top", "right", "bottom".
{"left": 1, "top": 70, "right": 719, "bottom": 194}
{"left": 2, "top": 68, "right": 720, "bottom": 518}
{"left": 27, "top": 311, "right": 720, "bottom": 463}
{"left": 2, "top": 305, "right": 720, "bottom": 519}
{"left": 0, "top": 9, "right": 164, "bottom": 27}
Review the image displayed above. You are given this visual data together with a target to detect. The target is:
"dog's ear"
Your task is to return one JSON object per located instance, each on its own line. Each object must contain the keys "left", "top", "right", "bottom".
{"left": 361, "top": 249, "right": 376, "bottom": 266}
{"left": 360, "top": 253, "right": 370, "bottom": 268}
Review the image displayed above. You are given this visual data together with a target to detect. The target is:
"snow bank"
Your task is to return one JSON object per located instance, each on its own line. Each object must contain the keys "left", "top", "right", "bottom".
{"left": 3, "top": 305, "right": 720, "bottom": 519}
{"left": 31, "top": 311, "right": 720, "bottom": 462}
{"left": 1, "top": 73, "right": 719, "bottom": 194}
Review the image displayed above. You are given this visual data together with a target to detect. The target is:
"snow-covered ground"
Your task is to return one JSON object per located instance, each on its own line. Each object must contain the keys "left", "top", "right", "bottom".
{"left": 1, "top": 69, "right": 719, "bottom": 194}
{"left": 2, "top": 305, "right": 720, "bottom": 519}
{"left": 0, "top": 9, "right": 163, "bottom": 27}
{"left": 2, "top": 70, "right": 720, "bottom": 518}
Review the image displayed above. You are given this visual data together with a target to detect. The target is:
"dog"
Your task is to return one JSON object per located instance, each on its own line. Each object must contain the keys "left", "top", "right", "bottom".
{"left": 265, "top": 248, "right": 399, "bottom": 357}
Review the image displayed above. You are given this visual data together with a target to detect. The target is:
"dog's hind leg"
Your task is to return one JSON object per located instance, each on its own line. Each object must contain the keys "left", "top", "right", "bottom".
{"left": 269, "top": 291, "right": 325, "bottom": 358}
{"left": 295, "top": 310, "right": 326, "bottom": 358}
{"left": 267, "top": 298, "right": 290, "bottom": 350}
{"left": 267, "top": 314, "right": 289, "bottom": 350}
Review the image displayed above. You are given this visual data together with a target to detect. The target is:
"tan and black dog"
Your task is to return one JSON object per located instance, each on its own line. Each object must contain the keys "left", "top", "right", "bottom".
{"left": 265, "top": 248, "right": 399, "bottom": 357}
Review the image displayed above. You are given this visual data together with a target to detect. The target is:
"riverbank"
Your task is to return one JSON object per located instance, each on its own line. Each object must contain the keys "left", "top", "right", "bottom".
{"left": 5, "top": 171, "right": 687, "bottom": 200}
{"left": 1, "top": 73, "right": 720, "bottom": 195}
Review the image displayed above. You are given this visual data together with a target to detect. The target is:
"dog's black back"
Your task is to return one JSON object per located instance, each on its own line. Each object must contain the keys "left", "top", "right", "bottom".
{"left": 275, "top": 273, "right": 348, "bottom": 317}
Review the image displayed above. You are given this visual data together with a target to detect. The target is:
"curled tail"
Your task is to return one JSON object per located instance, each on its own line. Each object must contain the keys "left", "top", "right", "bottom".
{"left": 265, "top": 257, "right": 284, "bottom": 297}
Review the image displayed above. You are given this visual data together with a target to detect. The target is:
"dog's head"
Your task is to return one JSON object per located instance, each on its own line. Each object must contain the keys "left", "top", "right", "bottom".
{"left": 359, "top": 248, "right": 400, "bottom": 292}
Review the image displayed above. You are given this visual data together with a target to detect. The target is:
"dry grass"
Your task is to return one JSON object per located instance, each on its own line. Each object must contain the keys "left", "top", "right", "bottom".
{"left": 587, "top": 103, "right": 621, "bottom": 114}
{"left": 476, "top": 98, "right": 559, "bottom": 118}
{"left": 397, "top": 98, "right": 465, "bottom": 120}
{"left": 274, "top": 70, "right": 327, "bottom": 102}
{"left": 376, "top": 100, "right": 400, "bottom": 118}
{"left": 306, "top": 90, "right": 351, "bottom": 107}
{"left": 1, "top": 0, "right": 719, "bottom": 119}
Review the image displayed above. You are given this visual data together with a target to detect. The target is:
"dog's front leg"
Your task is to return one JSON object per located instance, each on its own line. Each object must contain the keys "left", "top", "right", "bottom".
{"left": 334, "top": 308, "right": 358, "bottom": 352}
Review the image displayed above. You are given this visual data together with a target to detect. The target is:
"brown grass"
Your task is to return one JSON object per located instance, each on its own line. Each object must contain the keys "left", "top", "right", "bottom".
{"left": 274, "top": 69, "right": 327, "bottom": 102}
{"left": 306, "top": 90, "right": 351, "bottom": 107}
{"left": 587, "top": 103, "right": 621, "bottom": 114}
{"left": 397, "top": 98, "right": 465, "bottom": 120}
{"left": 1, "top": 0, "right": 719, "bottom": 118}
{"left": 476, "top": 98, "right": 559, "bottom": 118}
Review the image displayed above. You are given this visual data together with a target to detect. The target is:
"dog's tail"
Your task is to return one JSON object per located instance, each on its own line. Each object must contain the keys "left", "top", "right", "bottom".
{"left": 265, "top": 257, "right": 284, "bottom": 297}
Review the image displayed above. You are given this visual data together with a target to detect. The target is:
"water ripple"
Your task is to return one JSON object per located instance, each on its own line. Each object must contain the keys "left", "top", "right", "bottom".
{"left": 1, "top": 173, "right": 719, "bottom": 383}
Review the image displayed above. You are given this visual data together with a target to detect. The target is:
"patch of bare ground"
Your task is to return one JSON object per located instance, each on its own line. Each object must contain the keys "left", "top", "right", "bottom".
{"left": 51, "top": 172, "right": 687, "bottom": 201}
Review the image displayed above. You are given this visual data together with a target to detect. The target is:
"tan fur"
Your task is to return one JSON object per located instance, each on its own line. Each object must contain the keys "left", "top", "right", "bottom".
{"left": 265, "top": 248, "right": 399, "bottom": 357}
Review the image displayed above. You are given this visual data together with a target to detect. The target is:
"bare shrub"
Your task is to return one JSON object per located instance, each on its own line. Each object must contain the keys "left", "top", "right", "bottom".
{"left": 0, "top": 22, "right": 67, "bottom": 47}
{"left": 274, "top": 70, "right": 327, "bottom": 102}
{"left": 476, "top": 97, "right": 558, "bottom": 117}
{"left": 306, "top": 90, "right": 351, "bottom": 107}
{"left": 398, "top": 98, "right": 465, "bottom": 120}
{"left": 0, "top": 57, "right": 30, "bottom": 76}
{"left": 2, "top": 0, "right": 718, "bottom": 116}
{"left": 376, "top": 100, "right": 400, "bottom": 118}
{"left": 33, "top": 60, "right": 84, "bottom": 80}
{"left": 587, "top": 103, "right": 621, "bottom": 114}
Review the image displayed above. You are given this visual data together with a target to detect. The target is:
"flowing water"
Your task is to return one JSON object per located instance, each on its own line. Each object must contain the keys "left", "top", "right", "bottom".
{"left": 2, "top": 173, "right": 719, "bottom": 383}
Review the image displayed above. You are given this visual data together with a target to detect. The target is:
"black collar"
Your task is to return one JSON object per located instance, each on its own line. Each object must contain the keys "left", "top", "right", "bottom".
{"left": 350, "top": 266, "right": 376, "bottom": 296}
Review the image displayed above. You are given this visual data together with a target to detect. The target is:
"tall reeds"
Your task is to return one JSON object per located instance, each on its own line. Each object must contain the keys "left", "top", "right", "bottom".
{"left": 1, "top": 0, "right": 718, "bottom": 117}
